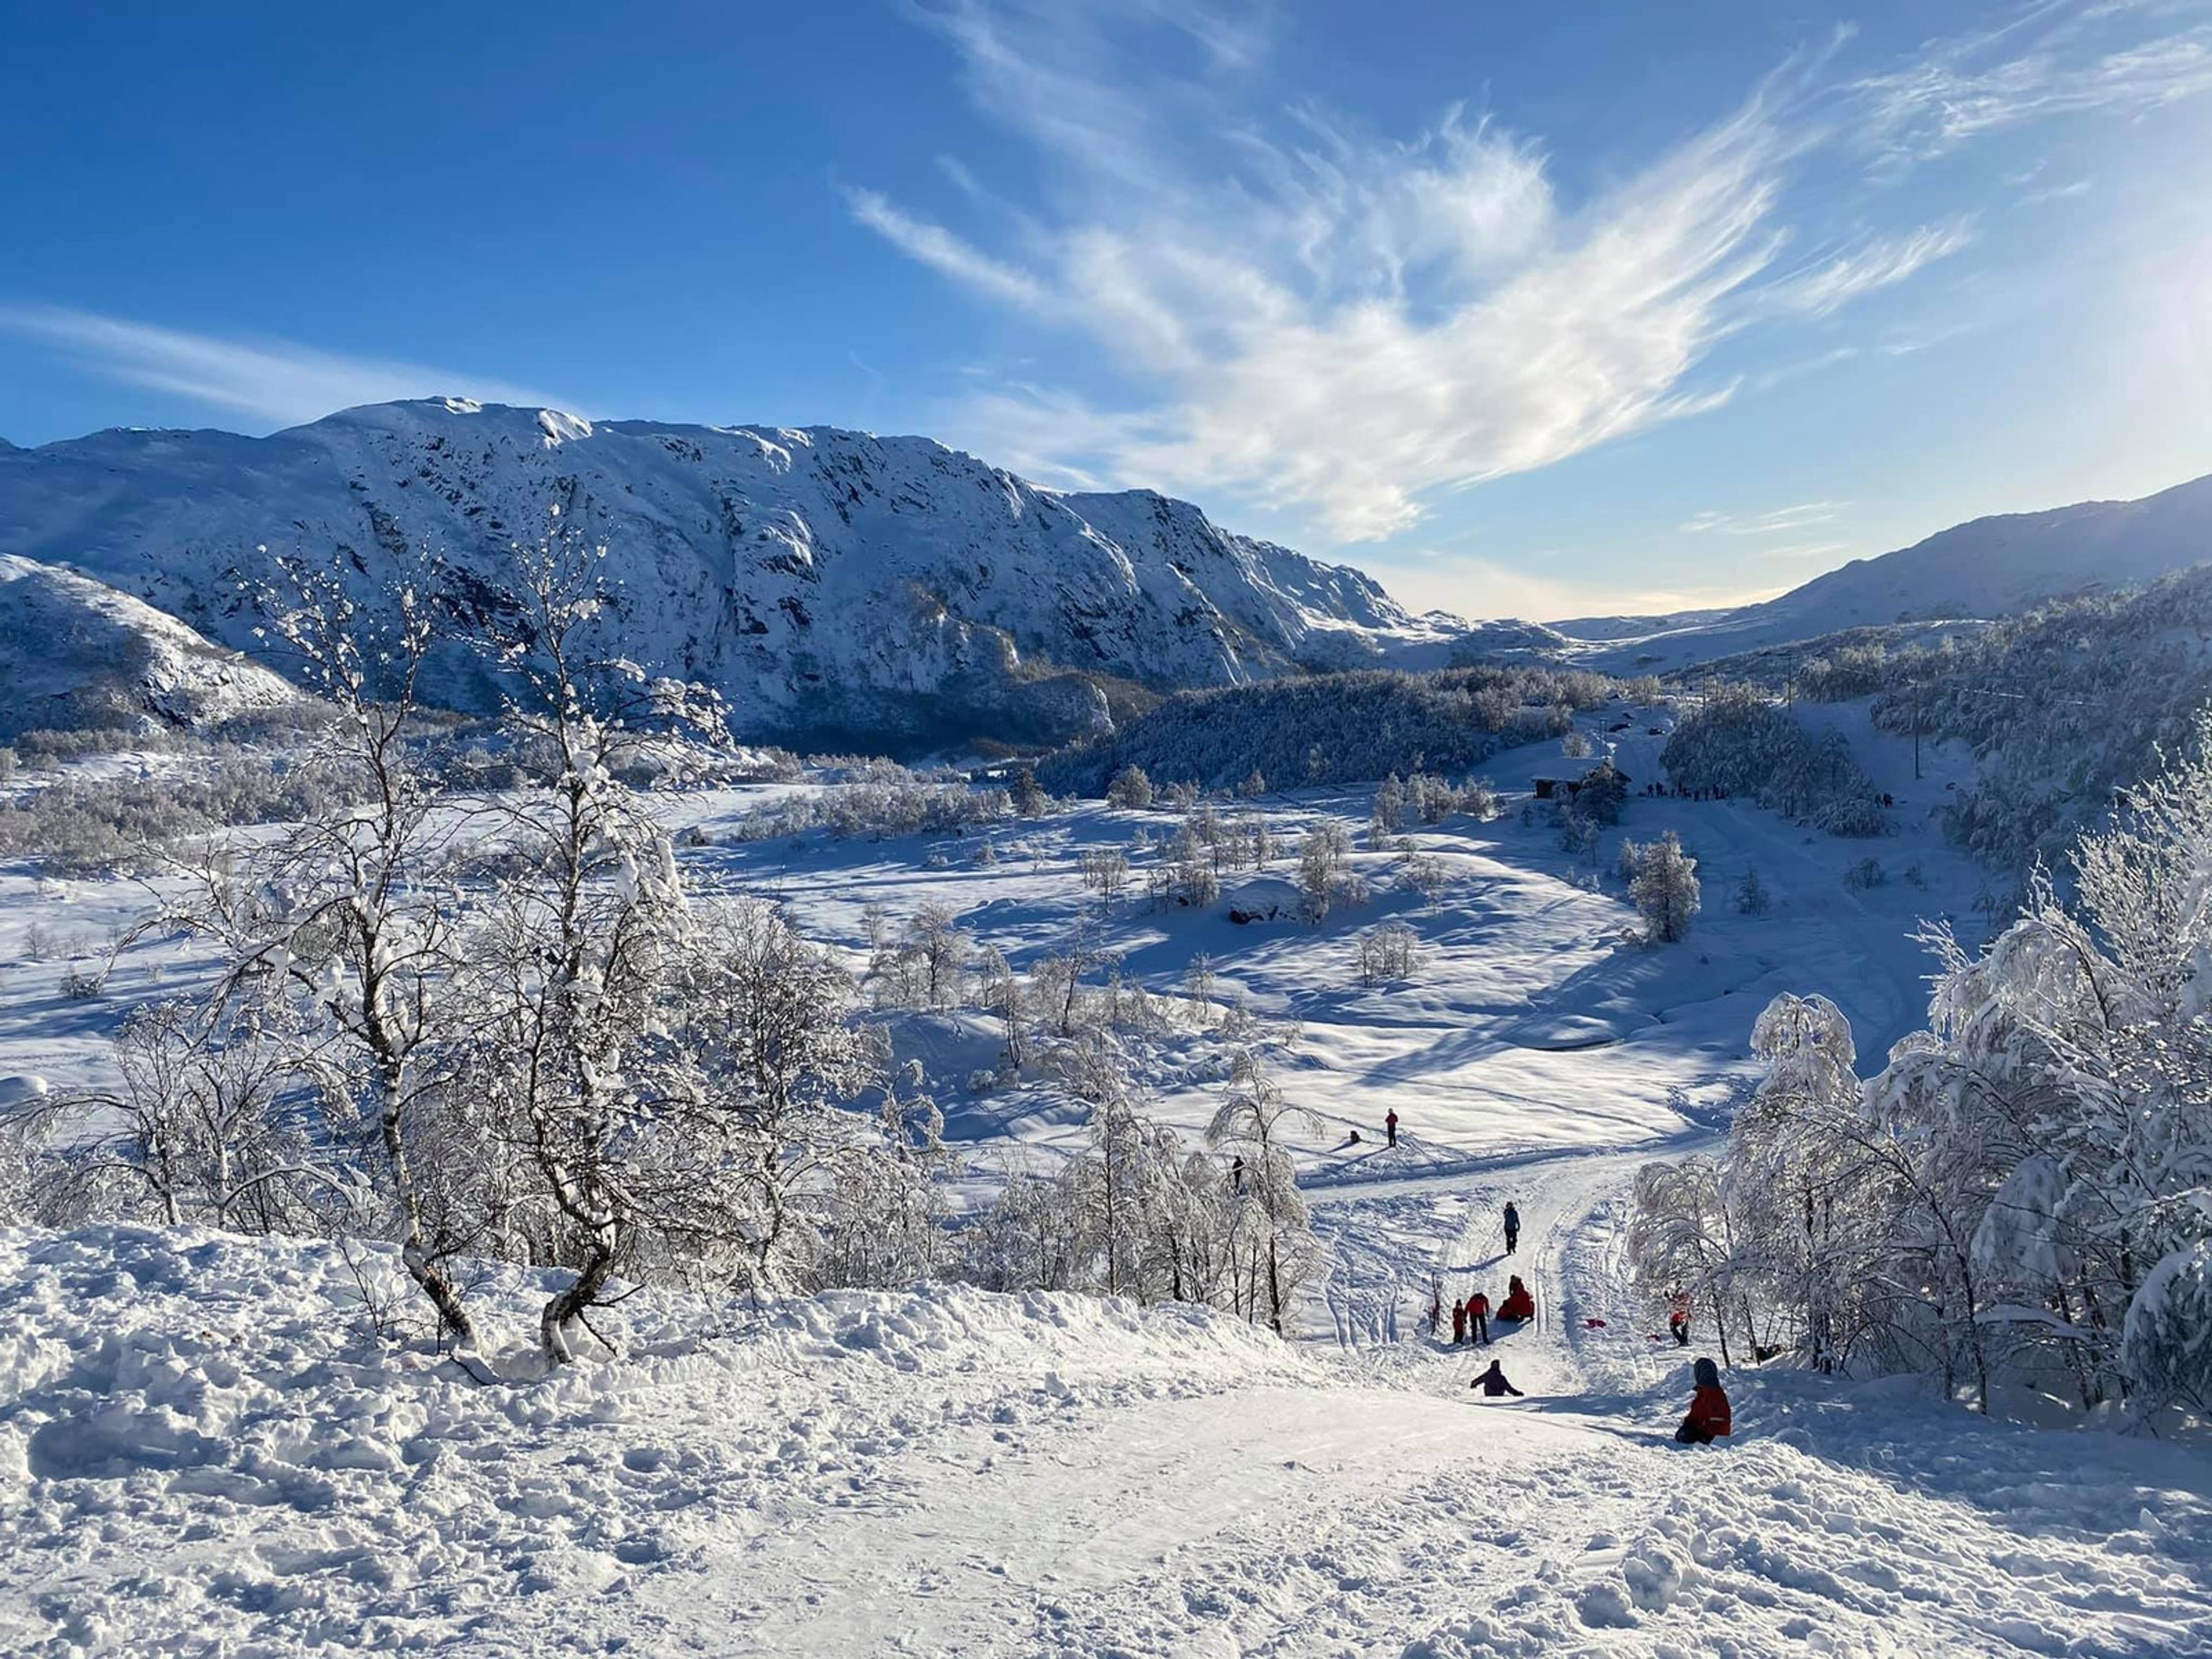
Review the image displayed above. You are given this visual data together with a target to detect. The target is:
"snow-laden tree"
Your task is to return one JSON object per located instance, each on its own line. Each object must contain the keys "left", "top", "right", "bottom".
{"left": 1736, "top": 866, "right": 1771, "bottom": 915}
{"left": 1106, "top": 766, "right": 1154, "bottom": 810}
{"left": 1207, "top": 1050, "right": 1323, "bottom": 1335}
{"left": 1355, "top": 922, "right": 1419, "bottom": 987}
{"left": 173, "top": 558, "right": 488, "bottom": 1344}
{"left": 1632, "top": 721, "right": 2212, "bottom": 1415}
{"left": 1297, "top": 822, "right": 1365, "bottom": 923}
{"left": 1625, "top": 1156, "right": 1749, "bottom": 1365}
{"left": 1630, "top": 831, "right": 1700, "bottom": 944}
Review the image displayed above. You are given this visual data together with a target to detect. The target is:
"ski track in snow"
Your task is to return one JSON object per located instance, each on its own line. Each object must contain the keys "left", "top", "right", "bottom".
{"left": 5, "top": 707, "right": 2212, "bottom": 1653}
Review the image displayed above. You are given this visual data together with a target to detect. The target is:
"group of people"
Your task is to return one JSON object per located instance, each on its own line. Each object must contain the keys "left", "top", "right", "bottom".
{"left": 1438, "top": 1274, "right": 1536, "bottom": 1346}
{"left": 1430, "top": 1203, "right": 1735, "bottom": 1446}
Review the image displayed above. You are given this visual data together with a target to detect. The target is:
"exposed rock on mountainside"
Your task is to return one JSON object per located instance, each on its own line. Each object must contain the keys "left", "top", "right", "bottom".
{"left": 0, "top": 401, "right": 1457, "bottom": 750}
{"left": 0, "top": 554, "right": 299, "bottom": 742}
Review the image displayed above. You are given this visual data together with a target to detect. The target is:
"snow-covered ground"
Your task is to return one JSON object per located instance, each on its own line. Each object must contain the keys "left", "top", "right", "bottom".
{"left": 4, "top": 702, "right": 2209, "bottom": 1654}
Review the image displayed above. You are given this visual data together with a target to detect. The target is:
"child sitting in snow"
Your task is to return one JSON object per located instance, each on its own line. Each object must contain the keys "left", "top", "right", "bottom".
{"left": 1673, "top": 1357, "right": 1732, "bottom": 1444}
{"left": 1496, "top": 1275, "right": 1535, "bottom": 1323}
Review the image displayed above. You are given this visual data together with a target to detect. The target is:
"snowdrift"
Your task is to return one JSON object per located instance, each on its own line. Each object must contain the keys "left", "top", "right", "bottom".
{"left": 0, "top": 1225, "right": 1297, "bottom": 1654}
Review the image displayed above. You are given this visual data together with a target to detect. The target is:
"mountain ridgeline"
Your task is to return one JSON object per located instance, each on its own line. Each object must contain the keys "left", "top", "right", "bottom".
{"left": 0, "top": 400, "right": 1454, "bottom": 752}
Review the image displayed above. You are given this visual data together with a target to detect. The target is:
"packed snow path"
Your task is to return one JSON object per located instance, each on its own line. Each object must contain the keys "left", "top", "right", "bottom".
{"left": 7, "top": 1176, "right": 2210, "bottom": 1657}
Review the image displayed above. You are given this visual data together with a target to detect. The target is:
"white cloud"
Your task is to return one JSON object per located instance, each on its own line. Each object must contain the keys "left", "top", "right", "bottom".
{"left": 0, "top": 305, "right": 565, "bottom": 429}
{"left": 843, "top": 189, "right": 1056, "bottom": 313}
{"left": 1767, "top": 220, "right": 1977, "bottom": 317}
{"left": 858, "top": 1, "right": 2212, "bottom": 548}
{"left": 1853, "top": 6, "right": 2212, "bottom": 162}
{"left": 1680, "top": 502, "right": 1847, "bottom": 536}
{"left": 861, "top": 5, "right": 1799, "bottom": 541}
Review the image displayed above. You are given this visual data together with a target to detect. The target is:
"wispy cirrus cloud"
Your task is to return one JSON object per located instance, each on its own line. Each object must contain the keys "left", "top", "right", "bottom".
{"left": 1853, "top": 4, "right": 2212, "bottom": 163}
{"left": 1680, "top": 501, "right": 1847, "bottom": 536}
{"left": 0, "top": 305, "right": 566, "bottom": 429}
{"left": 1766, "top": 219, "right": 1978, "bottom": 317}
{"left": 853, "top": 0, "right": 2212, "bottom": 545}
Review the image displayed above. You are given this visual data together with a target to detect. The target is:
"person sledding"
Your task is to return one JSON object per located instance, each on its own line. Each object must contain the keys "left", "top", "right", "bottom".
{"left": 1668, "top": 1289, "right": 1692, "bottom": 1347}
{"left": 1495, "top": 1274, "right": 1535, "bottom": 1323}
{"left": 1673, "top": 1357, "right": 1732, "bottom": 1444}
{"left": 1470, "top": 1359, "right": 1522, "bottom": 1398}
{"left": 1451, "top": 1298, "right": 1467, "bottom": 1345}
{"left": 1465, "top": 1288, "right": 1491, "bottom": 1344}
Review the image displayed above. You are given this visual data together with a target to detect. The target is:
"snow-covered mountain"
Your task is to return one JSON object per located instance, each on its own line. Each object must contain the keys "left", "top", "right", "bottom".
{"left": 0, "top": 402, "right": 1457, "bottom": 749}
{"left": 1554, "top": 472, "right": 2212, "bottom": 675}
{"left": 0, "top": 554, "right": 298, "bottom": 743}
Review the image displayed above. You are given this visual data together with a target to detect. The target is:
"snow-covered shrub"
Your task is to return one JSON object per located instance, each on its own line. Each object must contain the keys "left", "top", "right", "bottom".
{"left": 1080, "top": 846, "right": 1130, "bottom": 904}
{"left": 1296, "top": 822, "right": 1357, "bottom": 923}
{"left": 1106, "top": 765, "right": 1154, "bottom": 809}
{"left": 726, "top": 760, "right": 1013, "bottom": 843}
{"left": 1183, "top": 952, "right": 1216, "bottom": 1028}
{"left": 1561, "top": 729, "right": 1594, "bottom": 759}
{"left": 1395, "top": 851, "right": 1452, "bottom": 899}
{"left": 1629, "top": 831, "right": 1699, "bottom": 943}
{"left": 1843, "top": 857, "right": 1885, "bottom": 891}
{"left": 1355, "top": 921, "right": 1419, "bottom": 986}
{"left": 1735, "top": 867, "right": 1770, "bottom": 914}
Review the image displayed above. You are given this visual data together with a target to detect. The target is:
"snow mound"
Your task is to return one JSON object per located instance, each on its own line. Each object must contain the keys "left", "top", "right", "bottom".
{"left": 0, "top": 1225, "right": 1297, "bottom": 1653}
{"left": 0, "top": 554, "right": 299, "bottom": 740}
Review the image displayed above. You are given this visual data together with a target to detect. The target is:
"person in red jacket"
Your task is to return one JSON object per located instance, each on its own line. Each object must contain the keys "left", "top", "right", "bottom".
{"left": 1674, "top": 1357, "right": 1732, "bottom": 1444}
{"left": 1450, "top": 1298, "right": 1467, "bottom": 1345}
{"left": 1668, "top": 1289, "right": 1693, "bottom": 1347}
{"left": 1471, "top": 1359, "right": 1522, "bottom": 1398}
{"left": 1465, "top": 1289, "right": 1491, "bottom": 1344}
{"left": 1385, "top": 1108, "right": 1399, "bottom": 1147}
{"left": 1497, "top": 1275, "right": 1535, "bottom": 1323}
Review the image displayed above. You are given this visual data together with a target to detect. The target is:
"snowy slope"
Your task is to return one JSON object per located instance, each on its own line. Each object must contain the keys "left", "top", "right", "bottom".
{"left": 1559, "top": 471, "right": 2212, "bottom": 674}
{"left": 6, "top": 704, "right": 2212, "bottom": 1652}
{"left": 0, "top": 554, "right": 298, "bottom": 741}
{"left": 0, "top": 402, "right": 1459, "bottom": 750}
{"left": 7, "top": 1192, "right": 2208, "bottom": 1656}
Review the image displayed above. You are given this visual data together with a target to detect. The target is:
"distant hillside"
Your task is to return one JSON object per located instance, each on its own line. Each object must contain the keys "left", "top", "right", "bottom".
{"left": 0, "top": 401, "right": 1461, "bottom": 753}
{"left": 1554, "top": 472, "right": 2212, "bottom": 675}
{"left": 1035, "top": 663, "right": 1616, "bottom": 794}
{"left": 0, "top": 554, "right": 298, "bottom": 743}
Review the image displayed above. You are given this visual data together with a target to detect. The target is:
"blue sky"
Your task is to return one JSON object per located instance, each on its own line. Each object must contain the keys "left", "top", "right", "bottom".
{"left": 4, "top": 2, "right": 2210, "bottom": 619}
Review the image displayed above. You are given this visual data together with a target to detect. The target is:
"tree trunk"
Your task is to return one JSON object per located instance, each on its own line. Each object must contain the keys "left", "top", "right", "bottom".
{"left": 377, "top": 1056, "right": 476, "bottom": 1348}
{"left": 542, "top": 1236, "right": 618, "bottom": 1363}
